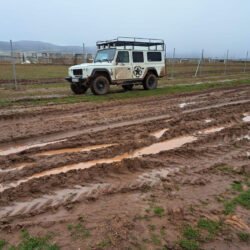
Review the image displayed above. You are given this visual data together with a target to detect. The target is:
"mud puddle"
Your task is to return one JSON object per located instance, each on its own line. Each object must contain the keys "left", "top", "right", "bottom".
{"left": 36, "top": 144, "right": 115, "bottom": 156}
{"left": 0, "top": 163, "right": 32, "bottom": 173}
{"left": 179, "top": 102, "right": 196, "bottom": 108}
{"left": 0, "top": 136, "right": 197, "bottom": 192}
{"left": 151, "top": 128, "right": 169, "bottom": 139}
{"left": 243, "top": 115, "right": 250, "bottom": 122}
{"left": 0, "top": 139, "right": 67, "bottom": 156}
{"left": 199, "top": 126, "right": 225, "bottom": 135}
{"left": 205, "top": 119, "right": 212, "bottom": 123}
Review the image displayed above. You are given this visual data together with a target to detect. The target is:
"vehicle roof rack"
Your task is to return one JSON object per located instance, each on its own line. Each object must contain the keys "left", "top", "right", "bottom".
{"left": 96, "top": 37, "right": 165, "bottom": 50}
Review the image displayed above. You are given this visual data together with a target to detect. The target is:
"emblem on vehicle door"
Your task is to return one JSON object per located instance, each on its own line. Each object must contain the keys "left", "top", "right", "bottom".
{"left": 133, "top": 66, "right": 143, "bottom": 78}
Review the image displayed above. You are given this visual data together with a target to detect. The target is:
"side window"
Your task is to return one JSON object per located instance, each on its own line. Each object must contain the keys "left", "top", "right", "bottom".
{"left": 147, "top": 52, "right": 162, "bottom": 62}
{"left": 116, "top": 51, "right": 129, "bottom": 63}
{"left": 133, "top": 52, "right": 144, "bottom": 63}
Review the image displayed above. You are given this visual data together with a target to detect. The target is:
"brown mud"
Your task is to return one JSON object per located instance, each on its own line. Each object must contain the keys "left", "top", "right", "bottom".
{"left": 0, "top": 85, "right": 249, "bottom": 249}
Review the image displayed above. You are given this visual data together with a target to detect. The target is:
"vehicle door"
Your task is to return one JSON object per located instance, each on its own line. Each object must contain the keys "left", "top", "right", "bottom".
{"left": 114, "top": 51, "right": 132, "bottom": 80}
{"left": 132, "top": 51, "right": 146, "bottom": 80}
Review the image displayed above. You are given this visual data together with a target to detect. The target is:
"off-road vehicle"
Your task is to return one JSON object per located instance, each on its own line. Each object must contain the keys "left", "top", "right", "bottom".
{"left": 66, "top": 37, "right": 166, "bottom": 95}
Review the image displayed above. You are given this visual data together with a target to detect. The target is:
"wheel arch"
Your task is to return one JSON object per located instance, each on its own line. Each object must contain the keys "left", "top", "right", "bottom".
{"left": 91, "top": 69, "right": 112, "bottom": 83}
{"left": 143, "top": 67, "right": 159, "bottom": 80}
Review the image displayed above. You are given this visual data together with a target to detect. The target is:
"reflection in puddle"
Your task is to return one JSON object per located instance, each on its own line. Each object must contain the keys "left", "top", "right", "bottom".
{"left": 36, "top": 144, "right": 115, "bottom": 156}
{"left": 151, "top": 129, "right": 169, "bottom": 139}
{"left": 243, "top": 116, "right": 250, "bottom": 122}
{"left": 0, "top": 163, "right": 32, "bottom": 173}
{"left": 0, "top": 136, "right": 196, "bottom": 192}
{"left": 0, "top": 139, "right": 67, "bottom": 156}
{"left": 200, "top": 127, "right": 224, "bottom": 135}
{"left": 179, "top": 102, "right": 196, "bottom": 108}
{"left": 205, "top": 119, "right": 212, "bottom": 123}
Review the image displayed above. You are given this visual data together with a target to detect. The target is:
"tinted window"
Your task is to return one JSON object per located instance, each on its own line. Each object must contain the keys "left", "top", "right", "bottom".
{"left": 116, "top": 51, "right": 129, "bottom": 63}
{"left": 147, "top": 52, "right": 162, "bottom": 62}
{"left": 133, "top": 52, "right": 144, "bottom": 63}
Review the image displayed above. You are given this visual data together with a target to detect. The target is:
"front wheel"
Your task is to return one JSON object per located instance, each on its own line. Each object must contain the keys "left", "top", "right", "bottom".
{"left": 91, "top": 75, "right": 110, "bottom": 95}
{"left": 70, "top": 83, "right": 88, "bottom": 95}
{"left": 122, "top": 84, "right": 134, "bottom": 91}
{"left": 143, "top": 74, "right": 158, "bottom": 90}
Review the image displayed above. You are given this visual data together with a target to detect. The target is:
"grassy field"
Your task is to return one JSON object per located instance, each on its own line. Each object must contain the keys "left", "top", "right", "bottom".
{"left": 0, "top": 64, "right": 68, "bottom": 80}
{"left": 0, "top": 62, "right": 249, "bottom": 81}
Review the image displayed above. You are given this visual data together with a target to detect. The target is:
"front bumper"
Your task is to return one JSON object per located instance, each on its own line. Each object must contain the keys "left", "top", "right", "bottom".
{"left": 65, "top": 77, "right": 87, "bottom": 84}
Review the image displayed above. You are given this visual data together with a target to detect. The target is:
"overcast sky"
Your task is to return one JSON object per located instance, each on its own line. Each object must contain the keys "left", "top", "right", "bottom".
{"left": 1, "top": 0, "right": 249, "bottom": 57}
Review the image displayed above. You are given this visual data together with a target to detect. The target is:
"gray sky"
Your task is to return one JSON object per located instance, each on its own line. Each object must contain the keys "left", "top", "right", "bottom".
{"left": 1, "top": 0, "right": 249, "bottom": 57}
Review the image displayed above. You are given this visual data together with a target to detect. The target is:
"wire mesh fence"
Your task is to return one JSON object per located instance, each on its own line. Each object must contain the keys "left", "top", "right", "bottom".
{"left": 0, "top": 50, "right": 249, "bottom": 89}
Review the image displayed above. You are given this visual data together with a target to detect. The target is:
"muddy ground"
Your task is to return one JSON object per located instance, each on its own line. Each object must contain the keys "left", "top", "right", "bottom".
{"left": 0, "top": 84, "right": 249, "bottom": 249}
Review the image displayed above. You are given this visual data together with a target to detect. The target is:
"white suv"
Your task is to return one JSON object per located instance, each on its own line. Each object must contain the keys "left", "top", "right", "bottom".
{"left": 66, "top": 37, "right": 166, "bottom": 95}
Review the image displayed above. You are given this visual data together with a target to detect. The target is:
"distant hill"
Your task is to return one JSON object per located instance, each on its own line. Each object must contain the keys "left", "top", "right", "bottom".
{"left": 0, "top": 40, "right": 96, "bottom": 54}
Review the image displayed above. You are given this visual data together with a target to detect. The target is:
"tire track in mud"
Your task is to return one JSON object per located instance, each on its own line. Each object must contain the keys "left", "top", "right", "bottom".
{"left": 0, "top": 118, "right": 249, "bottom": 220}
{"left": 0, "top": 86, "right": 249, "bottom": 222}
{"left": 0, "top": 167, "right": 180, "bottom": 219}
{"left": 0, "top": 85, "right": 249, "bottom": 144}
{"left": 0, "top": 98, "right": 249, "bottom": 156}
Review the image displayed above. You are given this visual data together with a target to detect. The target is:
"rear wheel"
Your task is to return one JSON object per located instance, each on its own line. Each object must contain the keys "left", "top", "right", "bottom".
{"left": 91, "top": 75, "right": 110, "bottom": 95}
{"left": 70, "top": 83, "right": 88, "bottom": 95}
{"left": 122, "top": 84, "right": 134, "bottom": 91}
{"left": 143, "top": 73, "right": 158, "bottom": 90}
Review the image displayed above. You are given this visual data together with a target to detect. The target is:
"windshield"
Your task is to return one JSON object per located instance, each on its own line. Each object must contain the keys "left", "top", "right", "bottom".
{"left": 94, "top": 49, "right": 116, "bottom": 63}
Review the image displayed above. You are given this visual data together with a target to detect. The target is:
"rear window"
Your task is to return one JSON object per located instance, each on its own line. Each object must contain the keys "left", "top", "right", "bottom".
{"left": 147, "top": 52, "right": 162, "bottom": 62}
{"left": 133, "top": 52, "right": 144, "bottom": 63}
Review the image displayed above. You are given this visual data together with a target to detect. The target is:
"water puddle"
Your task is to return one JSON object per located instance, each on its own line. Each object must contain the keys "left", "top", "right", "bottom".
{"left": 151, "top": 128, "right": 169, "bottom": 139}
{"left": 0, "top": 139, "right": 67, "bottom": 156}
{"left": 199, "top": 126, "right": 225, "bottom": 135}
{"left": 0, "top": 135, "right": 196, "bottom": 192}
{"left": 243, "top": 116, "right": 250, "bottom": 122}
{"left": 237, "top": 135, "right": 250, "bottom": 141}
{"left": 179, "top": 102, "right": 196, "bottom": 108}
{"left": 0, "top": 163, "right": 32, "bottom": 173}
{"left": 205, "top": 119, "right": 212, "bottom": 123}
{"left": 36, "top": 144, "right": 115, "bottom": 156}
{"left": 0, "top": 125, "right": 230, "bottom": 192}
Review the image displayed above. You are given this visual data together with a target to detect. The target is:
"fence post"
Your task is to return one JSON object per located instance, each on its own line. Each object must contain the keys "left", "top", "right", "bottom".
{"left": 243, "top": 51, "right": 248, "bottom": 73}
{"left": 224, "top": 49, "right": 229, "bottom": 75}
{"left": 83, "top": 42, "right": 86, "bottom": 63}
{"left": 10, "top": 40, "right": 18, "bottom": 90}
{"left": 194, "top": 49, "right": 203, "bottom": 77}
{"left": 171, "top": 48, "right": 175, "bottom": 78}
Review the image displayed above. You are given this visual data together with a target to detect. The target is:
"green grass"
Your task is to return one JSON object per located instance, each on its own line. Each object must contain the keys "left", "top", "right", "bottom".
{"left": 0, "top": 78, "right": 250, "bottom": 108}
{"left": 183, "top": 226, "right": 200, "bottom": 241}
{"left": 8, "top": 230, "right": 59, "bottom": 250}
{"left": 67, "top": 222, "right": 91, "bottom": 240}
{"left": 237, "top": 232, "right": 250, "bottom": 242}
{"left": 179, "top": 239, "right": 200, "bottom": 250}
{"left": 197, "top": 219, "right": 221, "bottom": 238}
{"left": 224, "top": 187, "right": 250, "bottom": 215}
{"left": 0, "top": 240, "right": 6, "bottom": 250}
{"left": 231, "top": 181, "right": 243, "bottom": 192}
{"left": 224, "top": 201, "right": 237, "bottom": 215}
{"left": 153, "top": 206, "right": 165, "bottom": 217}
{"left": 179, "top": 219, "right": 223, "bottom": 249}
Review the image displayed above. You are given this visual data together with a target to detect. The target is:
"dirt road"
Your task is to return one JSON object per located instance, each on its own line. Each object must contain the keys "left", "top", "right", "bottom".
{"left": 0, "top": 84, "right": 249, "bottom": 249}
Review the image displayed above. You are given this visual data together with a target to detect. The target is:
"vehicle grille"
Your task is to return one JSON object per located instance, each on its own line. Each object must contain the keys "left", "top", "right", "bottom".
{"left": 73, "top": 69, "right": 83, "bottom": 76}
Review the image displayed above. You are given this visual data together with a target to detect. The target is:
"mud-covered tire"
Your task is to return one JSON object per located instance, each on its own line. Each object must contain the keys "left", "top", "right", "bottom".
{"left": 143, "top": 74, "right": 158, "bottom": 90}
{"left": 122, "top": 84, "right": 134, "bottom": 91}
{"left": 70, "top": 83, "right": 88, "bottom": 95}
{"left": 91, "top": 75, "right": 110, "bottom": 95}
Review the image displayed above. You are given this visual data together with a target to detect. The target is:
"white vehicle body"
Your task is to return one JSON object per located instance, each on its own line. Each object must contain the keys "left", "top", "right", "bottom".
{"left": 66, "top": 37, "right": 166, "bottom": 95}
